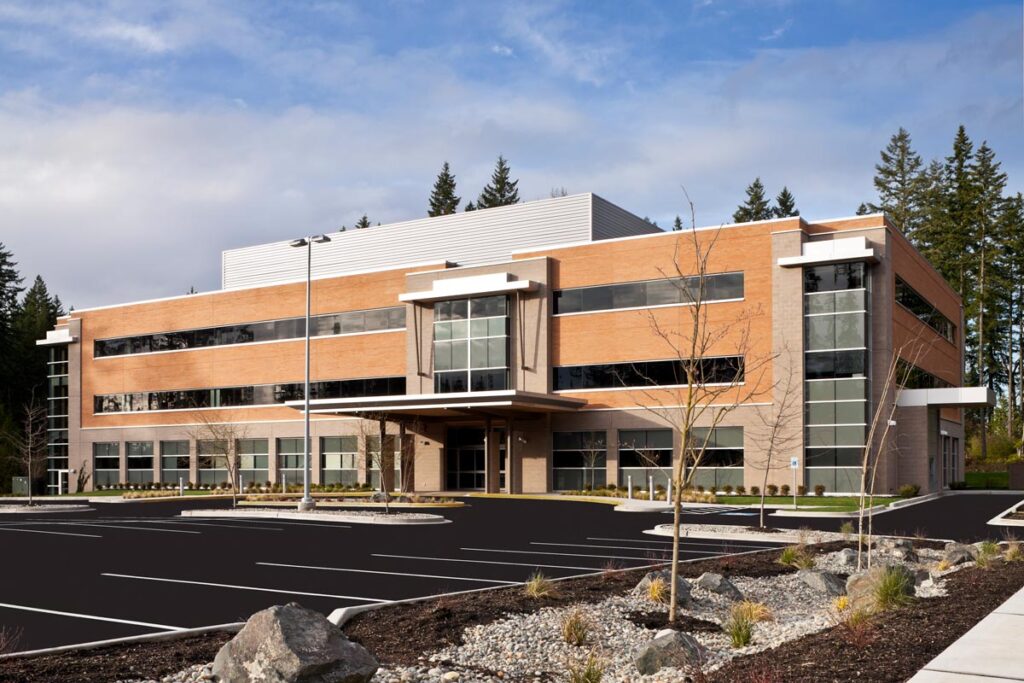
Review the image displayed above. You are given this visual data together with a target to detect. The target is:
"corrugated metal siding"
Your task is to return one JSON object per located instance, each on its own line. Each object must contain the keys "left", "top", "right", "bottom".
{"left": 591, "top": 195, "right": 663, "bottom": 240}
{"left": 222, "top": 193, "right": 657, "bottom": 289}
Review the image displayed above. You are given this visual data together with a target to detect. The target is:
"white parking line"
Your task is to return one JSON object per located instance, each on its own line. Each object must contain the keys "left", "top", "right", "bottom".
{"left": 373, "top": 553, "right": 611, "bottom": 572}
{"left": 587, "top": 536, "right": 780, "bottom": 550}
{"left": 141, "top": 520, "right": 283, "bottom": 531}
{"left": 257, "top": 562, "right": 520, "bottom": 585}
{"left": 460, "top": 547, "right": 665, "bottom": 562}
{"left": 530, "top": 542, "right": 722, "bottom": 555}
{"left": 0, "top": 601, "right": 184, "bottom": 631}
{"left": 57, "top": 522, "right": 201, "bottom": 535}
{"left": 0, "top": 527, "right": 100, "bottom": 538}
{"left": 188, "top": 518, "right": 352, "bottom": 529}
{"left": 101, "top": 573, "right": 390, "bottom": 603}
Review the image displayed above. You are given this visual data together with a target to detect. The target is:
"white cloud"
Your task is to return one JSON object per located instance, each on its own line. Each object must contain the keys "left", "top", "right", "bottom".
{"left": 760, "top": 18, "right": 793, "bottom": 41}
{"left": 491, "top": 43, "right": 513, "bottom": 57}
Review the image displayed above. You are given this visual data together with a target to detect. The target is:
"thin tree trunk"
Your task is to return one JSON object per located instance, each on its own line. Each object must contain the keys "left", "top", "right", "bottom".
{"left": 979, "top": 243, "right": 987, "bottom": 460}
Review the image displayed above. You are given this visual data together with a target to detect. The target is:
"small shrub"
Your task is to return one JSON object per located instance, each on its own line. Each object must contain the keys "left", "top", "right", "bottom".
{"left": 949, "top": 480, "right": 968, "bottom": 490}
{"left": 833, "top": 595, "right": 849, "bottom": 612}
{"left": 839, "top": 521, "right": 855, "bottom": 540}
{"left": 561, "top": 608, "right": 590, "bottom": 646}
{"left": 696, "top": 485, "right": 705, "bottom": 493}
{"left": 1004, "top": 541, "right": 1022, "bottom": 562}
{"left": 750, "top": 485, "right": 760, "bottom": 496}
{"left": 735, "top": 485, "right": 746, "bottom": 495}
{"left": 814, "top": 484, "right": 826, "bottom": 496}
{"left": 797, "top": 485, "right": 807, "bottom": 496}
{"left": 733, "top": 601, "right": 773, "bottom": 623}
{"left": 976, "top": 540, "right": 1001, "bottom": 569}
{"left": 897, "top": 483, "right": 921, "bottom": 498}
{"left": 647, "top": 576, "right": 669, "bottom": 604}
{"left": 873, "top": 566, "right": 913, "bottom": 611}
{"left": 780, "top": 484, "right": 790, "bottom": 496}
{"left": 766, "top": 484, "right": 779, "bottom": 496}
{"left": 524, "top": 572, "right": 556, "bottom": 599}
{"left": 778, "top": 545, "right": 814, "bottom": 569}
{"left": 935, "top": 559, "right": 952, "bottom": 572}
{"left": 837, "top": 608, "right": 876, "bottom": 648}
{"left": 723, "top": 484, "right": 734, "bottom": 495}
{"left": 725, "top": 604, "right": 754, "bottom": 648}
{"left": 566, "top": 652, "right": 605, "bottom": 683}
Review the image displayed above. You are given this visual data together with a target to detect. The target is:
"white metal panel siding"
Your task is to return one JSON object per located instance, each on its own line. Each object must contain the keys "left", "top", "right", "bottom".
{"left": 222, "top": 194, "right": 597, "bottom": 289}
{"left": 590, "top": 194, "right": 663, "bottom": 240}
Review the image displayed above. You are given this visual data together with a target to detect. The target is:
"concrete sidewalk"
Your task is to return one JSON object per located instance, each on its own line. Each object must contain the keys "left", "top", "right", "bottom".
{"left": 910, "top": 584, "right": 1024, "bottom": 682}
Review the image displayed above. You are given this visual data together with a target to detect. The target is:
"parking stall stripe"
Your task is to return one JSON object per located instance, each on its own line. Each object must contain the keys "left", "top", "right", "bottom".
{"left": 257, "top": 562, "right": 521, "bottom": 585}
{"left": 0, "top": 527, "right": 101, "bottom": 538}
{"left": 139, "top": 520, "right": 284, "bottom": 531}
{"left": 0, "top": 601, "right": 185, "bottom": 631}
{"left": 459, "top": 547, "right": 664, "bottom": 562}
{"left": 373, "top": 553, "right": 611, "bottom": 572}
{"left": 57, "top": 522, "right": 201, "bottom": 535}
{"left": 530, "top": 542, "right": 727, "bottom": 555}
{"left": 187, "top": 518, "right": 352, "bottom": 529}
{"left": 101, "top": 573, "right": 391, "bottom": 603}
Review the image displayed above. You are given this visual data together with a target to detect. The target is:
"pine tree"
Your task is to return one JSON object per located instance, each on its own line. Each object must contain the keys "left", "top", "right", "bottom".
{"left": 354, "top": 214, "right": 371, "bottom": 230}
{"left": 11, "top": 276, "right": 63, "bottom": 412}
{"left": 673, "top": 215, "right": 683, "bottom": 231}
{"left": 427, "top": 162, "right": 461, "bottom": 217}
{"left": 476, "top": 156, "right": 520, "bottom": 209}
{"left": 872, "top": 127, "right": 925, "bottom": 237}
{"left": 856, "top": 203, "right": 872, "bottom": 215}
{"left": 0, "top": 243, "right": 24, "bottom": 414}
{"left": 732, "top": 178, "right": 772, "bottom": 223}
{"left": 773, "top": 187, "right": 799, "bottom": 217}
{"left": 464, "top": 201, "right": 476, "bottom": 212}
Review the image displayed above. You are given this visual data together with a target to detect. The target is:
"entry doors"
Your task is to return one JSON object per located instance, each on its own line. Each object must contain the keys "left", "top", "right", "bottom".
{"left": 445, "top": 428, "right": 506, "bottom": 490}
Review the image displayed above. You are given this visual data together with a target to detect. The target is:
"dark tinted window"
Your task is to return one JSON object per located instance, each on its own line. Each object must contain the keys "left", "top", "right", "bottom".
{"left": 895, "top": 276, "right": 955, "bottom": 342}
{"left": 553, "top": 273, "right": 744, "bottom": 314}
{"left": 803, "top": 263, "right": 865, "bottom": 293}
{"left": 553, "top": 356, "right": 744, "bottom": 391}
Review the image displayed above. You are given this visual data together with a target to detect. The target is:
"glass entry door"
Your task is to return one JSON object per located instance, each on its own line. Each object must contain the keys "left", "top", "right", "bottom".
{"left": 445, "top": 428, "right": 506, "bottom": 490}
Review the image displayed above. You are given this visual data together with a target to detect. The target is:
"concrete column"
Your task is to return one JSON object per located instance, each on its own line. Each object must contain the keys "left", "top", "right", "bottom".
{"left": 118, "top": 439, "right": 127, "bottom": 486}
{"left": 505, "top": 419, "right": 514, "bottom": 494}
{"left": 188, "top": 439, "right": 199, "bottom": 487}
{"left": 485, "top": 418, "right": 500, "bottom": 493}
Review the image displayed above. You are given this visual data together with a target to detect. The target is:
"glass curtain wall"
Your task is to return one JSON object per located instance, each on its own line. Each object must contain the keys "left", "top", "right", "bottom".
{"left": 46, "top": 346, "right": 70, "bottom": 494}
{"left": 551, "top": 431, "right": 607, "bottom": 490}
{"left": 160, "top": 440, "right": 190, "bottom": 485}
{"left": 321, "top": 436, "right": 359, "bottom": 485}
{"left": 688, "top": 427, "right": 744, "bottom": 489}
{"left": 237, "top": 439, "right": 269, "bottom": 486}
{"left": 617, "top": 429, "right": 673, "bottom": 490}
{"left": 197, "top": 440, "right": 229, "bottom": 485}
{"left": 93, "top": 442, "right": 120, "bottom": 487}
{"left": 434, "top": 296, "right": 509, "bottom": 393}
{"left": 803, "top": 263, "right": 870, "bottom": 493}
{"left": 367, "top": 435, "right": 401, "bottom": 491}
{"left": 277, "top": 438, "right": 304, "bottom": 487}
{"left": 125, "top": 441, "right": 154, "bottom": 484}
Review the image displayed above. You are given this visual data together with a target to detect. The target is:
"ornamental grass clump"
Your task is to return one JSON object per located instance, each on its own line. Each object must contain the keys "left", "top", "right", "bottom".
{"left": 1004, "top": 540, "right": 1022, "bottom": 562}
{"left": 561, "top": 608, "right": 590, "bottom": 647}
{"left": 778, "top": 544, "right": 815, "bottom": 570}
{"left": 873, "top": 566, "right": 913, "bottom": 611}
{"left": 839, "top": 521, "right": 855, "bottom": 541}
{"left": 837, "top": 608, "right": 876, "bottom": 648}
{"left": 733, "top": 601, "right": 773, "bottom": 623}
{"left": 725, "top": 603, "right": 755, "bottom": 648}
{"left": 976, "top": 540, "right": 1001, "bottom": 569}
{"left": 524, "top": 571, "right": 556, "bottom": 599}
{"left": 647, "top": 576, "right": 669, "bottom": 604}
{"left": 566, "top": 652, "right": 605, "bottom": 683}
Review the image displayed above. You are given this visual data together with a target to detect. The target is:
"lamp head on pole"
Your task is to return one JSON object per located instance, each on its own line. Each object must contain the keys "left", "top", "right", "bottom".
{"left": 289, "top": 238, "right": 308, "bottom": 248}
{"left": 311, "top": 234, "right": 331, "bottom": 244}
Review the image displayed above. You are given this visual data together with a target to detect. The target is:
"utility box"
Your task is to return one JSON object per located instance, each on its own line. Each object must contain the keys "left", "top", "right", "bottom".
{"left": 11, "top": 477, "right": 29, "bottom": 495}
{"left": 1009, "top": 462, "right": 1024, "bottom": 490}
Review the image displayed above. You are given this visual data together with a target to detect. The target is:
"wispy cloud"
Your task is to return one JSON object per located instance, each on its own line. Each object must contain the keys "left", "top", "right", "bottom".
{"left": 760, "top": 18, "right": 793, "bottom": 41}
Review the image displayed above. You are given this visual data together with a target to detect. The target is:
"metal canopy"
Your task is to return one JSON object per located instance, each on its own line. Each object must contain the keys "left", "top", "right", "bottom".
{"left": 286, "top": 389, "right": 585, "bottom": 419}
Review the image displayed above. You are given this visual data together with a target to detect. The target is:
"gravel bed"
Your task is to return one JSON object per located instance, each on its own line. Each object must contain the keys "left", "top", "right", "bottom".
{"left": 115, "top": 663, "right": 213, "bottom": 683}
{"left": 0, "top": 504, "right": 91, "bottom": 513}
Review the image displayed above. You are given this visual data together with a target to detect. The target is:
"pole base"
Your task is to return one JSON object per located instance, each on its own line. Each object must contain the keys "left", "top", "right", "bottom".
{"left": 297, "top": 497, "right": 316, "bottom": 511}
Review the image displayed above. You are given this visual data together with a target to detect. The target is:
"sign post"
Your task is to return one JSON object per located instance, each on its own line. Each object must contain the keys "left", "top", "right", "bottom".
{"left": 790, "top": 456, "right": 799, "bottom": 509}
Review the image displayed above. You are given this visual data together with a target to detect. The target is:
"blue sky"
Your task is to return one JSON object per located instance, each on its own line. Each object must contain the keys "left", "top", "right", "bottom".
{"left": 0, "top": 0, "right": 1020, "bottom": 308}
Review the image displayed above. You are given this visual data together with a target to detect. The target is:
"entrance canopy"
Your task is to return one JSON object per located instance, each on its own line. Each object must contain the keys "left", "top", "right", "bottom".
{"left": 897, "top": 386, "right": 996, "bottom": 408}
{"left": 287, "top": 389, "right": 585, "bottom": 419}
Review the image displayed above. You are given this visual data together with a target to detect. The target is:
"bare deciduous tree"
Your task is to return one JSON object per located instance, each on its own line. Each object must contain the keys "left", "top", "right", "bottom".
{"left": 750, "top": 346, "right": 802, "bottom": 528}
{"left": 580, "top": 433, "right": 606, "bottom": 491}
{"left": 187, "top": 410, "right": 248, "bottom": 507}
{"left": 2, "top": 395, "right": 48, "bottom": 505}
{"left": 358, "top": 412, "right": 395, "bottom": 514}
{"left": 631, "top": 194, "right": 773, "bottom": 621}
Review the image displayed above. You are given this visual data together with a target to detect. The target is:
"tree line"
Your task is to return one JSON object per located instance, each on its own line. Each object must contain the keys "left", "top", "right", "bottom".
{"left": 0, "top": 243, "right": 65, "bottom": 491}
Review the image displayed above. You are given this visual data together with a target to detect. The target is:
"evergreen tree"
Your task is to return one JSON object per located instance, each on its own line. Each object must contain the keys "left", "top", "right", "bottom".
{"left": 427, "top": 162, "right": 461, "bottom": 217}
{"left": 773, "top": 187, "right": 799, "bottom": 217}
{"left": 476, "top": 156, "right": 520, "bottom": 209}
{"left": 872, "top": 127, "right": 925, "bottom": 237}
{"left": 673, "top": 215, "right": 683, "bottom": 231}
{"left": 732, "top": 178, "right": 772, "bottom": 223}
{"left": 354, "top": 214, "right": 372, "bottom": 230}
{"left": 464, "top": 201, "right": 476, "bottom": 212}
{"left": 11, "top": 276, "right": 63, "bottom": 412}
{"left": 0, "top": 243, "right": 24, "bottom": 413}
{"left": 855, "top": 203, "right": 872, "bottom": 215}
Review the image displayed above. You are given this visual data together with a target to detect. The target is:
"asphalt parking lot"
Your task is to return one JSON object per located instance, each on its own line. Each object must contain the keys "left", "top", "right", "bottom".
{"left": 0, "top": 497, "right": 781, "bottom": 653}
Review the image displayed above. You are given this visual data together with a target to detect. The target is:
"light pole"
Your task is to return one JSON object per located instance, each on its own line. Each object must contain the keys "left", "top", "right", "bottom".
{"left": 289, "top": 234, "right": 331, "bottom": 511}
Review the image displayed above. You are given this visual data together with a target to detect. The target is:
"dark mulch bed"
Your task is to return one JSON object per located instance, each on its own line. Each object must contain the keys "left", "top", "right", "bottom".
{"left": 0, "top": 632, "right": 232, "bottom": 683}
{"left": 626, "top": 610, "right": 721, "bottom": 632}
{"left": 709, "top": 559, "right": 1024, "bottom": 683}
{"left": 343, "top": 542, "right": 848, "bottom": 666}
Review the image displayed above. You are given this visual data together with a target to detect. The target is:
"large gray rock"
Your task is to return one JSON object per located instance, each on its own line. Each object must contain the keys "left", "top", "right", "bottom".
{"left": 943, "top": 543, "right": 978, "bottom": 566}
{"left": 837, "top": 548, "right": 858, "bottom": 566}
{"left": 797, "top": 569, "right": 846, "bottom": 597}
{"left": 879, "top": 537, "right": 913, "bottom": 551}
{"left": 846, "top": 565, "right": 914, "bottom": 613}
{"left": 212, "top": 602, "right": 378, "bottom": 683}
{"left": 633, "top": 629, "right": 707, "bottom": 675}
{"left": 891, "top": 547, "right": 919, "bottom": 564}
{"left": 695, "top": 572, "right": 743, "bottom": 601}
{"left": 635, "top": 570, "right": 692, "bottom": 606}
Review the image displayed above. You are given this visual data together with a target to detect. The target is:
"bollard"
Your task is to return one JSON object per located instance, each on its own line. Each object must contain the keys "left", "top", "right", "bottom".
{"left": 649, "top": 475, "right": 654, "bottom": 501}
{"left": 627, "top": 475, "right": 633, "bottom": 500}
{"left": 179, "top": 476, "right": 184, "bottom": 497}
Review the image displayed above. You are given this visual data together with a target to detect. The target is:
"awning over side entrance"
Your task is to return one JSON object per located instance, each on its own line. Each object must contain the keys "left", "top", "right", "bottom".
{"left": 286, "top": 389, "right": 585, "bottom": 418}
{"left": 897, "top": 386, "right": 996, "bottom": 408}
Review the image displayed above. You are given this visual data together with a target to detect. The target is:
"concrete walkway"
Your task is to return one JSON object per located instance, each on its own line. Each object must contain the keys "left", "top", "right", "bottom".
{"left": 910, "top": 584, "right": 1024, "bottom": 682}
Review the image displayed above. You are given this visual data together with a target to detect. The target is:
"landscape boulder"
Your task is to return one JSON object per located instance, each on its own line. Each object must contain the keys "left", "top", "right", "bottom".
{"left": 212, "top": 602, "right": 378, "bottom": 683}
{"left": 797, "top": 569, "right": 846, "bottom": 597}
{"left": 891, "top": 547, "right": 919, "bottom": 564}
{"left": 942, "top": 543, "right": 978, "bottom": 566}
{"left": 878, "top": 537, "right": 913, "bottom": 552}
{"left": 635, "top": 570, "right": 692, "bottom": 606}
{"left": 836, "top": 548, "right": 857, "bottom": 567}
{"left": 845, "top": 565, "right": 914, "bottom": 613}
{"left": 633, "top": 629, "right": 707, "bottom": 675}
{"left": 695, "top": 572, "right": 743, "bottom": 601}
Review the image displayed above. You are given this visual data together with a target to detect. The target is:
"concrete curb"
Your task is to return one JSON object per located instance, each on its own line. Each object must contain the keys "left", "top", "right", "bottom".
{"left": 644, "top": 525, "right": 820, "bottom": 544}
{"left": 181, "top": 509, "right": 450, "bottom": 525}
{"left": 0, "top": 505, "right": 94, "bottom": 514}
{"left": 986, "top": 498, "right": 1024, "bottom": 528}
{"left": 0, "top": 622, "right": 244, "bottom": 660}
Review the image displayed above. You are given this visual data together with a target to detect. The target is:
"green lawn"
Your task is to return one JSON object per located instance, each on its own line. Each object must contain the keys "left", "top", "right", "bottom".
{"left": 965, "top": 471, "right": 1009, "bottom": 489}
{"left": 724, "top": 495, "right": 880, "bottom": 512}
